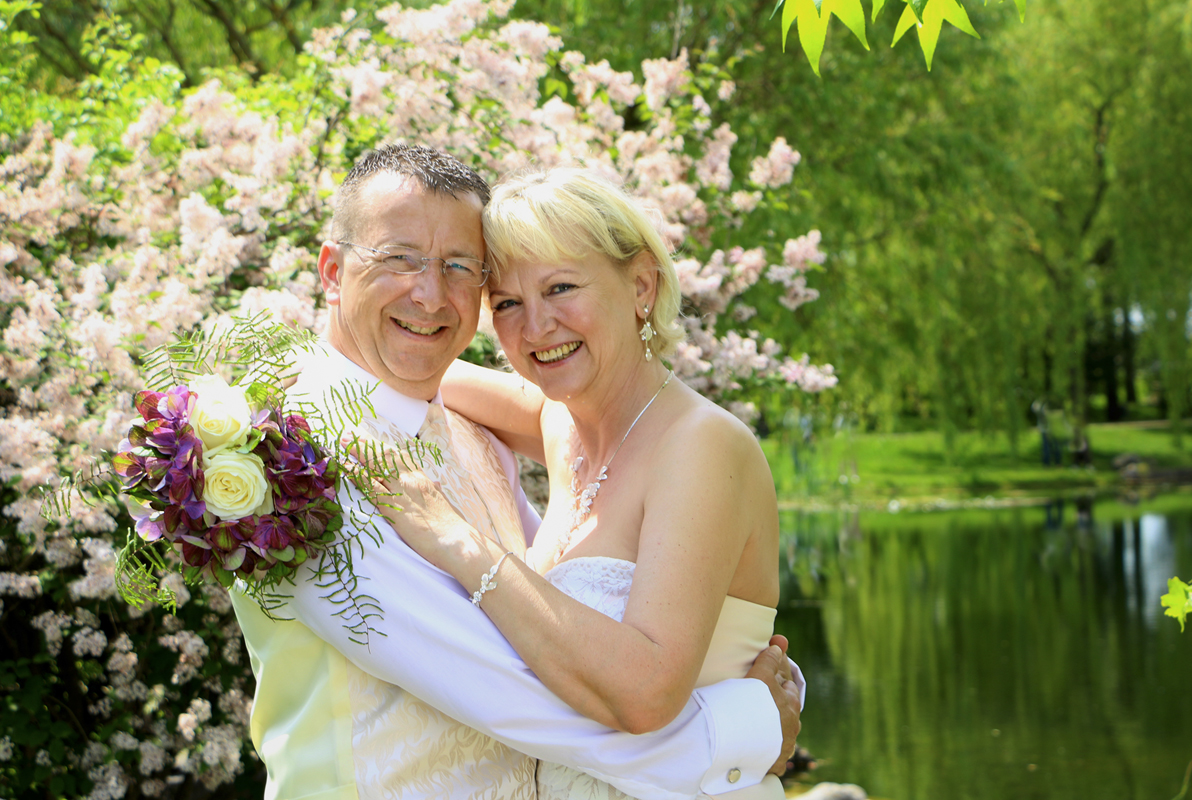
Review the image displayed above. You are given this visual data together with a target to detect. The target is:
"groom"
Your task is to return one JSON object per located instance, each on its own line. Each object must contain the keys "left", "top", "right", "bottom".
{"left": 231, "top": 144, "right": 801, "bottom": 799}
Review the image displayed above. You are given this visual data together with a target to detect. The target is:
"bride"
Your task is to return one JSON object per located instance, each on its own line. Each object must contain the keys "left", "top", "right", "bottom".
{"left": 364, "top": 167, "right": 800, "bottom": 799}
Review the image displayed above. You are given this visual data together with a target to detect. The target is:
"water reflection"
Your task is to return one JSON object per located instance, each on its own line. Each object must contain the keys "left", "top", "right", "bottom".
{"left": 776, "top": 498, "right": 1192, "bottom": 800}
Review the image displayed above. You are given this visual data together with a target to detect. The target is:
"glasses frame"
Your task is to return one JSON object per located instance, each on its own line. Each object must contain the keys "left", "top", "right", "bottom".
{"left": 338, "top": 241, "right": 491, "bottom": 288}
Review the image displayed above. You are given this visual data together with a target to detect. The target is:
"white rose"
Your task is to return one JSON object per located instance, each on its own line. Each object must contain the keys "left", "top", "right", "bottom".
{"left": 189, "top": 374, "right": 252, "bottom": 458}
{"left": 203, "top": 451, "right": 273, "bottom": 521}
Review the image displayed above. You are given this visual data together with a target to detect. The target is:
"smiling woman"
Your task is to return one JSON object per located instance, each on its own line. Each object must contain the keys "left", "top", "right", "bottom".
{"left": 370, "top": 166, "right": 802, "bottom": 800}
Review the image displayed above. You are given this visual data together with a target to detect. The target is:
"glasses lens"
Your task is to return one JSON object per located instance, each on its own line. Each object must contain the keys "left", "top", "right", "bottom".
{"left": 378, "top": 248, "right": 426, "bottom": 274}
{"left": 366, "top": 246, "right": 488, "bottom": 287}
{"left": 443, "top": 259, "right": 488, "bottom": 287}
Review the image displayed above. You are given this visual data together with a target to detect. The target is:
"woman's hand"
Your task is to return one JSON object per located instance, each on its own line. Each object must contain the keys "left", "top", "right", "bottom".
{"left": 345, "top": 439, "right": 484, "bottom": 574}
{"left": 745, "top": 635, "right": 802, "bottom": 776}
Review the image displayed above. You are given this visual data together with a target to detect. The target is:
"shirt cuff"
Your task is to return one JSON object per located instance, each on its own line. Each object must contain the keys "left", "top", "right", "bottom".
{"left": 692, "top": 678, "right": 780, "bottom": 794}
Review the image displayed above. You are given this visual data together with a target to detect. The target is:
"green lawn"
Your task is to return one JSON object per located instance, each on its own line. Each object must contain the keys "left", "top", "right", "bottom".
{"left": 763, "top": 420, "right": 1192, "bottom": 509}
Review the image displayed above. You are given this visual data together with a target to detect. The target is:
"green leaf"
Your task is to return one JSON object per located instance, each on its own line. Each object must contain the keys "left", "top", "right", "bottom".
{"left": 872, "top": 0, "right": 887, "bottom": 20}
{"left": 828, "top": 0, "right": 871, "bottom": 49}
{"left": 783, "top": 0, "right": 830, "bottom": 75}
{"left": 892, "top": 3, "right": 920, "bottom": 45}
{"left": 1161, "top": 577, "right": 1192, "bottom": 632}
{"left": 781, "top": 0, "right": 871, "bottom": 71}
{"left": 891, "top": 0, "right": 981, "bottom": 70}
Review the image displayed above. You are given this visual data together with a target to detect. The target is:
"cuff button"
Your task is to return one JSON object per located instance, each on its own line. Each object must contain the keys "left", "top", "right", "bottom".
{"left": 727, "top": 768, "right": 741, "bottom": 784}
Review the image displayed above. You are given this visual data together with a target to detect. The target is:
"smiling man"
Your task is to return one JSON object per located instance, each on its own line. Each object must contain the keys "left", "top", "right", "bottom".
{"left": 321, "top": 162, "right": 488, "bottom": 400}
{"left": 230, "top": 144, "right": 800, "bottom": 800}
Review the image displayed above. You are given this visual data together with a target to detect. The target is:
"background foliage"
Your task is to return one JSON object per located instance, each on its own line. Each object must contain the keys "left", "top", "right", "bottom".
{"left": 512, "top": 0, "right": 1192, "bottom": 451}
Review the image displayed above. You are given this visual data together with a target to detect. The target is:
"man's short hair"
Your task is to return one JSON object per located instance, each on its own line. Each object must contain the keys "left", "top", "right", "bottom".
{"left": 332, "top": 144, "right": 491, "bottom": 241}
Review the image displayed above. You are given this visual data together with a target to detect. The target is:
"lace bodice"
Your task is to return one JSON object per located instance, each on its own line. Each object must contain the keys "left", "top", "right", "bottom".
{"left": 537, "top": 556, "right": 782, "bottom": 800}
{"left": 544, "top": 556, "right": 636, "bottom": 621}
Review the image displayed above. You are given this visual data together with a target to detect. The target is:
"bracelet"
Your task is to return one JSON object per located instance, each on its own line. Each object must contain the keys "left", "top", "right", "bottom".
{"left": 471, "top": 551, "right": 515, "bottom": 606}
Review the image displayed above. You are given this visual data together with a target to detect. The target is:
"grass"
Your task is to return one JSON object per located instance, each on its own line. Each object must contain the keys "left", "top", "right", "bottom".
{"left": 763, "top": 419, "right": 1192, "bottom": 510}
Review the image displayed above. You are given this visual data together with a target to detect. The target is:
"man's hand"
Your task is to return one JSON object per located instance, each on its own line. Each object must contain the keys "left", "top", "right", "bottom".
{"left": 745, "top": 634, "right": 801, "bottom": 776}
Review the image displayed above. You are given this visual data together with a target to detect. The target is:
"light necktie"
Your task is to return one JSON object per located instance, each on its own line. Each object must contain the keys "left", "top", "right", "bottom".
{"left": 416, "top": 403, "right": 526, "bottom": 558}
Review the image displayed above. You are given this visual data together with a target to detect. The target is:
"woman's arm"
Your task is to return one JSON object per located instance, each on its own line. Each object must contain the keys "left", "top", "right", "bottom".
{"left": 441, "top": 360, "right": 547, "bottom": 462}
{"left": 369, "top": 407, "right": 779, "bottom": 734}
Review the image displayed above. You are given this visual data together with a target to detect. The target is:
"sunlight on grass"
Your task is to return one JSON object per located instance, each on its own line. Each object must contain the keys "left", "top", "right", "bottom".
{"left": 764, "top": 420, "right": 1192, "bottom": 507}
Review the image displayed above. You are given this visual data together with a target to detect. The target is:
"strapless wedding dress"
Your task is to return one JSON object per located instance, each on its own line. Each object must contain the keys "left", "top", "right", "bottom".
{"left": 536, "top": 556, "right": 786, "bottom": 800}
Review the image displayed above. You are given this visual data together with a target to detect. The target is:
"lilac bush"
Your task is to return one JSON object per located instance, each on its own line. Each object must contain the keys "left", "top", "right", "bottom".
{"left": 0, "top": 0, "right": 831, "bottom": 795}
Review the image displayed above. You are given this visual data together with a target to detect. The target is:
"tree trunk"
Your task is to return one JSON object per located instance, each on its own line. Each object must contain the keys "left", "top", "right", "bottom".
{"left": 1105, "top": 304, "right": 1123, "bottom": 421}
{"left": 1123, "top": 309, "right": 1138, "bottom": 405}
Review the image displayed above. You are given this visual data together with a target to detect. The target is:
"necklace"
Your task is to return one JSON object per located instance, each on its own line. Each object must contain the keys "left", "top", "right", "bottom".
{"left": 559, "top": 371, "right": 673, "bottom": 559}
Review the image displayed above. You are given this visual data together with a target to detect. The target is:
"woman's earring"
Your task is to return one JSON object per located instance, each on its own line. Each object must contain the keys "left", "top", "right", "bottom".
{"left": 639, "top": 305, "right": 656, "bottom": 362}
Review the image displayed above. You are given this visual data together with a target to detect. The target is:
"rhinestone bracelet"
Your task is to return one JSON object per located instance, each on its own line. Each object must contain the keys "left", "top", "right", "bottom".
{"left": 471, "top": 551, "right": 515, "bottom": 606}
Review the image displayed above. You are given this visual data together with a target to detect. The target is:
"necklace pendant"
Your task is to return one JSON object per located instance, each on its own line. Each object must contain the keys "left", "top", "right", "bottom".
{"left": 560, "top": 370, "right": 672, "bottom": 561}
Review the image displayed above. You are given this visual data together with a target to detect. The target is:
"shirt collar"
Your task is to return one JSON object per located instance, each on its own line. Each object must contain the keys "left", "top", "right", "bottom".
{"left": 294, "top": 341, "right": 434, "bottom": 437}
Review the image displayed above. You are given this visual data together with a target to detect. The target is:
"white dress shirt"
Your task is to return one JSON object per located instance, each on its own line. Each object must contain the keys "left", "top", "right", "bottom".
{"left": 270, "top": 344, "right": 782, "bottom": 799}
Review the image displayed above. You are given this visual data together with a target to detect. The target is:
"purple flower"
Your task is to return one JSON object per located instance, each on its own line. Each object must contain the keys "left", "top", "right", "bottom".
{"left": 134, "top": 385, "right": 193, "bottom": 425}
{"left": 252, "top": 515, "right": 299, "bottom": 553}
{"left": 179, "top": 535, "right": 214, "bottom": 571}
{"left": 112, "top": 443, "right": 147, "bottom": 485}
{"left": 133, "top": 510, "right": 166, "bottom": 542}
{"left": 209, "top": 519, "right": 254, "bottom": 554}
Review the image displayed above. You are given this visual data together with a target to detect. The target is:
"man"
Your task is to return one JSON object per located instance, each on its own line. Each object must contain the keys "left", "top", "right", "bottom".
{"left": 231, "top": 144, "right": 801, "bottom": 800}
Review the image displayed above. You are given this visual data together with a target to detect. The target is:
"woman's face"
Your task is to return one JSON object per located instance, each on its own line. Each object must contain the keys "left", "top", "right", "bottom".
{"left": 488, "top": 250, "right": 644, "bottom": 400}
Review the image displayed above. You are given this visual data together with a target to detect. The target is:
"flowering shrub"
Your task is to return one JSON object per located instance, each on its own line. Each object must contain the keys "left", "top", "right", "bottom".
{"left": 0, "top": 0, "right": 831, "bottom": 796}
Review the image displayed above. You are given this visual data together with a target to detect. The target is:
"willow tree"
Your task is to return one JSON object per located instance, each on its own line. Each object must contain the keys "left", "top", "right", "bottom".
{"left": 1114, "top": 6, "right": 1192, "bottom": 448}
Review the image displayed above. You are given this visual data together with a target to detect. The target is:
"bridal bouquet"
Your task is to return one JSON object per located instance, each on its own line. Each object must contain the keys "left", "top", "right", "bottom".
{"left": 114, "top": 374, "right": 342, "bottom": 590}
{"left": 45, "top": 315, "right": 431, "bottom": 631}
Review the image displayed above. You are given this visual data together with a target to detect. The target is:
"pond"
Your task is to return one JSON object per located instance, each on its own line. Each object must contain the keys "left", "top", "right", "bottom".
{"left": 775, "top": 494, "right": 1192, "bottom": 800}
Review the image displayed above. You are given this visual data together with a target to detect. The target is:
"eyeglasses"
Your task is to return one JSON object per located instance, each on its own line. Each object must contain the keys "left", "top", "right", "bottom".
{"left": 338, "top": 242, "right": 490, "bottom": 288}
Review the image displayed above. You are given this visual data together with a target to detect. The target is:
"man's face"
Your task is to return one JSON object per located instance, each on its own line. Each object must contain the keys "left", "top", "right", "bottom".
{"left": 319, "top": 173, "right": 485, "bottom": 400}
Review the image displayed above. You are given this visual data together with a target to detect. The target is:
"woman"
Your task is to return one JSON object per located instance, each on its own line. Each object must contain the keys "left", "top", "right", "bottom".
{"left": 365, "top": 167, "right": 797, "bottom": 799}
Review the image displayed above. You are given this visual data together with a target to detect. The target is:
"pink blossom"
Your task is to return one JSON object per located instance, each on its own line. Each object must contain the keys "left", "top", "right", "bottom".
{"left": 235, "top": 287, "right": 317, "bottom": 330}
{"left": 32, "top": 610, "right": 73, "bottom": 657}
{"left": 783, "top": 230, "right": 826, "bottom": 270}
{"left": 696, "top": 124, "right": 737, "bottom": 191}
{"left": 0, "top": 572, "right": 42, "bottom": 597}
{"left": 586, "top": 100, "right": 624, "bottom": 134}
{"left": 642, "top": 49, "right": 689, "bottom": 111}
{"left": 567, "top": 59, "right": 640, "bottom": 106}
{"left": 195, "top": 724, "right": 246, "bottom": 787}
{"left": 497, "top": 20, "right": 561, "bottom": 60}
{"left": 3, "top": 307, "right": 48, "bottom": 360}
{"left": 159, "top": 630, "right": 209, "bottom": 685}
{"left": 70, "top": 538, "right": 118, "bottom": 600}
{"left": 540, "top": 96, "right": 578, "bottom": 130}
{"left": 85, "top": 761, "right": 128, "bottom": 800}
{"left": 139, "top": 742, "right": 166, "bottom": 776}
{"left": 122, "top": 100, "right": 176, "bottom": 152}
{"left": 749, "top": 137, "right": 801, "bottom": 189}
{"left": 346, "top": 60, "right": 392, "bottom": 115}
{"left": 779, "top": 354, "right": 839, "bottom": 392}
{"left": 730, "top": 190, "right": 761, "bottom": 214}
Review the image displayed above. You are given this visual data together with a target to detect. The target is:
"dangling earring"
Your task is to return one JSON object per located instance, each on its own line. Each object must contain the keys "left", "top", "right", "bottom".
{"left": 639, "top": 305, "right": 656, "bottom": 362}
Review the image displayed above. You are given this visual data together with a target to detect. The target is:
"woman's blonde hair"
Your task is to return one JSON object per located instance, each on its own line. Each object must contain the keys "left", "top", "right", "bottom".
{"left": 482, "top": 167, "right": 685, "bottom": 358}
